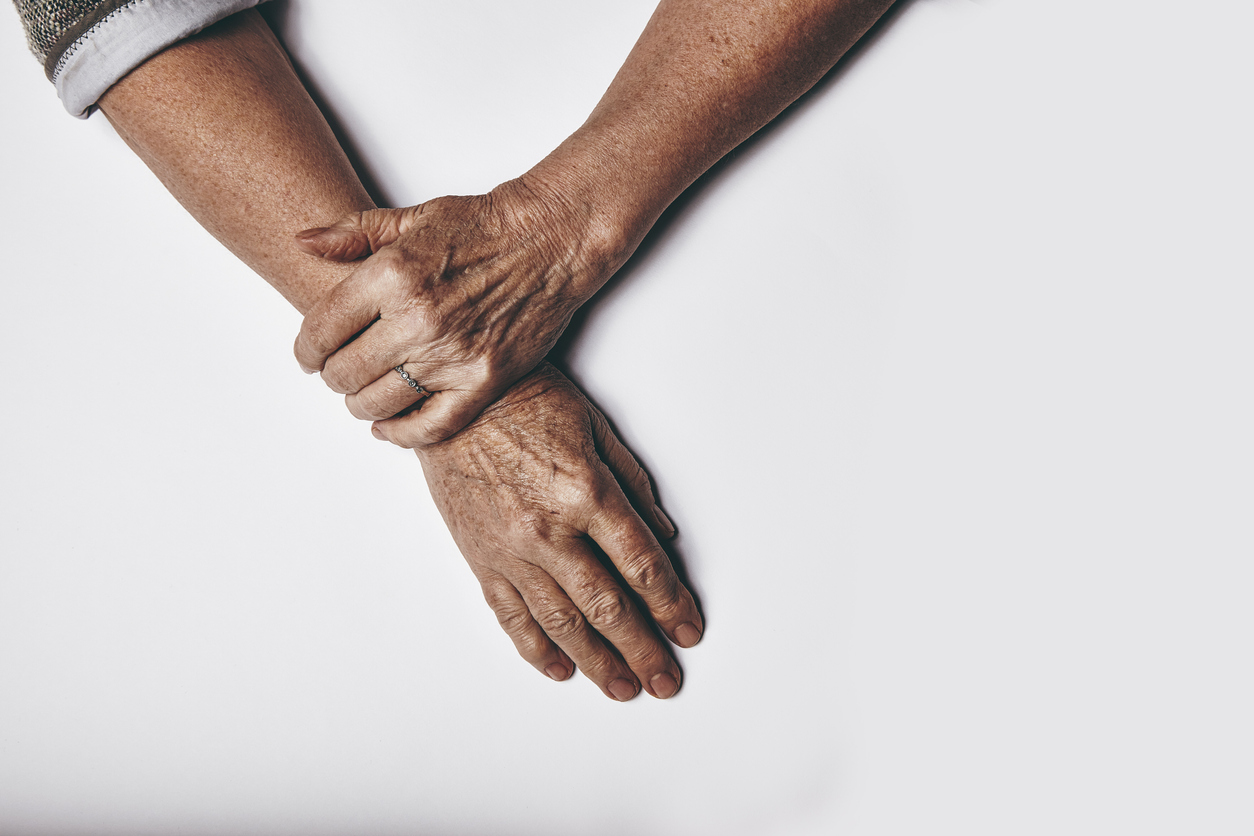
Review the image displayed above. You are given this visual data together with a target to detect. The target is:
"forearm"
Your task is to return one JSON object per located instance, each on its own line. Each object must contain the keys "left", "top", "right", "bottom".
{"left": 523, "top": 0, "right": 895, "bottom": 287}
{"left": 97, "top": 9, "right": 375, "bottom": 315}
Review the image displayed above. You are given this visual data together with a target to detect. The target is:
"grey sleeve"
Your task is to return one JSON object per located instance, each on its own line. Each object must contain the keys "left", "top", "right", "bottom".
{"left": 12, "top": 0, "right": 269, "bottom": 118}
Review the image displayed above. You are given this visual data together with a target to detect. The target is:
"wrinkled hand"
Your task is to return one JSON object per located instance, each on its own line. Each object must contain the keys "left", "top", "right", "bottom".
{"left": 293, "top": 180, "right": 615, "bottom": 446}
{"left": 414, "top": 364, "right": 702, "bottom": 700}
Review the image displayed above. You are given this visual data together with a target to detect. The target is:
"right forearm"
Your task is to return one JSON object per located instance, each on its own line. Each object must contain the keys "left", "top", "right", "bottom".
{"left": 520, "top": 0, "right": 895, "bottom": 292}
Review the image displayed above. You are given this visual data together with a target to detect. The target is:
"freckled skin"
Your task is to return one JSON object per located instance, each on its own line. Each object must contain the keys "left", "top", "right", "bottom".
{"left": 92, "top": 0, "right": 896, "bottom": 698}
{"left": 418, "top": 363, "right": 701, "bottom": 700}
{"left": 99, "top": 12, "right": 370, "bottom": 315}
{"left": 93, "top": 9, "right": 701, "bottom": 700}
{"left": 293, "top": 0, "right": 898, "bottom": 445}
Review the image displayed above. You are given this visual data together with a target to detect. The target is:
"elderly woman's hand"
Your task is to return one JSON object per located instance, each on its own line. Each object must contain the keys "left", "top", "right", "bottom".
{"left": 412, "top": 363, "right": 702, "bottom": 700}
{"left": 288, "top": 0, "right": 894, "bottom": 448}
{"left": 292, "top": 179, "right": 622, "bottom": 447}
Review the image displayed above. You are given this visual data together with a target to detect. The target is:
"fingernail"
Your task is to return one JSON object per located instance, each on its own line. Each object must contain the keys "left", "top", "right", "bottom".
{"left": 650, "top": 672, "right": 678, "bottom": 699}
{"left": 608, "top": 678, "right": 638, "bottom": 702}
{"left": 299, "top": 365, "right": 316, "bottom": 375}
{"left": 675, "top": 622, "right": 702, "bottom": 648}
{"left": 295, "top": 227, "right": 328, "bottom": 240}
{"left": 370, "top": 425, "right": 387, "bottom": 441}
{"left": 545, "top": 663, "right": 568, "bottom": 681}
{"left": 653, "top": 504, "right": 676, "bottom": 538}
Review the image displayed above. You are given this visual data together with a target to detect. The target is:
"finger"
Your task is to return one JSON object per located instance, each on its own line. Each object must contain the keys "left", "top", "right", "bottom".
{"left": 509, "top": 562, "right": 642, "bottom": 702}
{"left": 583, "top": 483, "right": 704, "bottom": 651}
{"left": 479, "top": 573, "right": 574, "bottom": 682}
{"left": 318, "top": 315, "right": 426, "bottom": 396}
{"left": 372, "top": 387, "right": 497, "bottom": 447}
{"left": 345, "top": 366, "right": 431, "bottom": 421}
{"left": 546, "top": 538, "right": 684, "bottom": 700}
{"left": 295, "top": 206, "right": 422, "bottom": 262}
{"left": 293, "top": 267, "right": 387, "bottom": 373}
{"left": 590, "top": 408, "right": 676, "bottom": 539}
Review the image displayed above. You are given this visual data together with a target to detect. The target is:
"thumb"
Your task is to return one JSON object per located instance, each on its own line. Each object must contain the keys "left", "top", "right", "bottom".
{"left": 295, "top": 206, "right": 421, "bottom": 261}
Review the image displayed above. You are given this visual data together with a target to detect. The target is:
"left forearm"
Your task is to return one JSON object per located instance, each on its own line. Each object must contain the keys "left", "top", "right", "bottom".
{"left": 98, "top": 9, "right": 375, "bottom": 315}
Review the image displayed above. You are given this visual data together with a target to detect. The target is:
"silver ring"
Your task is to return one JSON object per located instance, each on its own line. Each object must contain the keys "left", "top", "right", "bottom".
{"left": 394, "top": 365, "right": 430, "bottom": 397}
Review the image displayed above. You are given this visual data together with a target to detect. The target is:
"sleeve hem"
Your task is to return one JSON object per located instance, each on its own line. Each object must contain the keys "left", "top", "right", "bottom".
{"left": 51, "top": 0, "right": 268, "bottom": 118}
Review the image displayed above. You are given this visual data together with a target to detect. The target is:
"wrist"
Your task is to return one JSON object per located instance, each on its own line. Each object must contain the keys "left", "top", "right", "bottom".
{"left": 508, "top": 129, "right": 667, "bottom": 300}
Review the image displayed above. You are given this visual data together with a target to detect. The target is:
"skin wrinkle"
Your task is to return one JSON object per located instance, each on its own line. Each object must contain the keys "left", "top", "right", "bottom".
{"left": 431, "top": 382, "right": 599, "bottom": 523}
{"left": 91, "top": 8, "right": 708, "bottom": 702}
{"left": 296, "top": 166, "right": 620, "bottom": 441}
{"left": 329, "top": 192, "right": 586, "bottom": 398}
{"left": 92, "top": 0, "right": 899, "bottom": 696}
{"left": 414, "top": 364, "right": 696, "bottom": 700}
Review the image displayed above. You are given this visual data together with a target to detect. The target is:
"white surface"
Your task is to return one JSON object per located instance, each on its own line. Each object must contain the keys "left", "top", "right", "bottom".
{"left": 2, "top": 1, "right": 1252, "bottom": 834}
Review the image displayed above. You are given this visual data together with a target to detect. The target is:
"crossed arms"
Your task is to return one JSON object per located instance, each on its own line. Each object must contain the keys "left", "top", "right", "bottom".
{"left": 60, "top": 0, "right": 892, "bottom": 700}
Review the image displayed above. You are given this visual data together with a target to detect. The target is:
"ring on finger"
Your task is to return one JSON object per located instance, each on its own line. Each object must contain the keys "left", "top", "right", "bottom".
{"left": 394, "top": 365, "right": 431, "bottom": 397}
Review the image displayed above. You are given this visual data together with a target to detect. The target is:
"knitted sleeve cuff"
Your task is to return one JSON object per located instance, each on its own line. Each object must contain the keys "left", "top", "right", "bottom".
{"left": 49, "top": 0, "right": 268, "bottom": 118}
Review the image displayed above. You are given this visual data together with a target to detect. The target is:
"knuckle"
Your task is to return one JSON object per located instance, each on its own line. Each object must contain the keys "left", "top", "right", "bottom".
{"left": 364, "top": 251, "right": 415, "bottom": 299}
{"left": 482, "top": 585, "right": 544, "bottom": 656}
{"left": 322, "top": 291, "right": 359, "bottom": 329}
{"left": 298, "top": 318, "right": 331, "bottom": 360}
{"left": 320, "top": 360, "right": 355, "bottom": 396}
{"left": 584, "top": 588, "right": 634, "bottom": 632}
{"left": 469, "top": 355, "right": 498, "bottom": 388}
{"left": 492, "top": 600, "right": 533, "bottom": 636}
{"left": 537, "top": 605, "right": 586, "bottom": 642}
{"left": 558, "top": 469, "right": 609, "bottom": 512}
{"left": 304, "top": 307, "right": 353, "bottom": 359}
{"left": 348, "top": 209, "right": 375, "bottom": 235}
{"left": 371, "top": 246, "right": 409, "bottom": 278}
{"left": 621, "top": 633, "right": 669, "bottom": 670}
{"left": 619, "top": 548, "right": 679, "bottom": 600}
{"left": 481, "top": 580, "right": 514, "bottom": 611}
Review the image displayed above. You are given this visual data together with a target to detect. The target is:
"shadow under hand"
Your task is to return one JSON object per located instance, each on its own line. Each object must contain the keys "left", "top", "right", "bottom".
{"left": 549, "top": 0, "right": 918, "bottom": 635}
